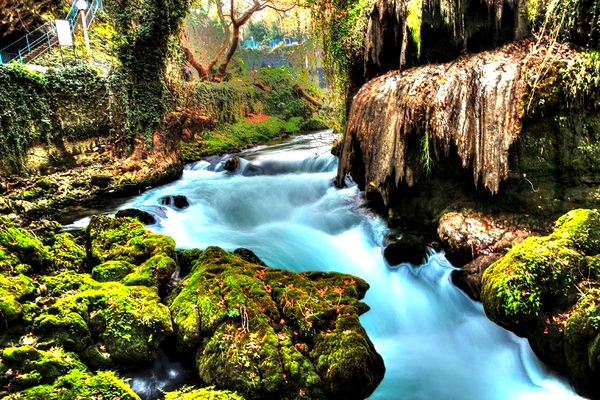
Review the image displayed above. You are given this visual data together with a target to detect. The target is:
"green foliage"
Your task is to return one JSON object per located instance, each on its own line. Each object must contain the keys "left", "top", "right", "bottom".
{"left": 191, "top": 81, "right": 258, "bottom": 125}
{"left": 0, "top": 63, "right": 109, "bottom": 172}
{"left": 527, "top": 0, "right": 600, "bottom": 49}
{"left": 104, "top": 0, "right": 191, "bottom": 149}
{"left": 200, "top": 116, "right": 299, "bottom": 156}
{"left": 310, "top": 0, "right": 373, "bottom": 127}
{"left": 406, "top": 0, "right": 423, "bottom": 57}
{"left": 254, "top": 67, "right": 314, "bottom": 120}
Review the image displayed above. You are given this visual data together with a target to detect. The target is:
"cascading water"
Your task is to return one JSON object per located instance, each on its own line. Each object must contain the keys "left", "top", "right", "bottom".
{"left": 94, "top": 131, "right": 582, "bottom": 399}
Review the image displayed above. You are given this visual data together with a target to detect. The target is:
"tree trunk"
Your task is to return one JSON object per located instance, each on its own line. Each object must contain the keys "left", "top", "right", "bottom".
{"left": 180, "top": 32, "right": 209, "bottom": 80}
{"left": 215, "top": 25, "right": 241, "bottom": 80}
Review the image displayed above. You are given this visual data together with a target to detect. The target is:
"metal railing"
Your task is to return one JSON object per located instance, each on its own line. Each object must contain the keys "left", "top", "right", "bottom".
{"left": 0, "top": 0, "right": 103, "bottom": 65}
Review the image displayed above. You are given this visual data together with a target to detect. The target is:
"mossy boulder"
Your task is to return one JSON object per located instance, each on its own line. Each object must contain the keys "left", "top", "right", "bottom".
{"left": 121, "top": 253, "right": 177, "bottom": 288}
{"left": 164, "top": 386, "right": 245, "bottom": 400}
{"left": 168, "top": 246, "right": 384, "bottom": 400}
{"left": 47, "top": 233, "right": 87, "bottom": 273}
{"left": 0, "top": 217, "right": 86, "bottom": 275}
{"left": 481, "top": 209, "right": 600, "bottom": 398}
{"left": 0, "top": 216, "right": 52, "bottom": 274}
{"left": 0, "top": 274, "right": 35, "bottom": 328}
{"left": 0, "top": 345, "right": 86, "bottom": 392}
{"left": 3, "top": 369, "right": 140, "bottom": 400}
{"left": 34, "top": 278, "right": 173, "bottom": 367}
{"left": 91, "top": 260, "right": 136, "bottom": 282}
{"left": 86, "top": 215, "right": 175, "bottom": 266}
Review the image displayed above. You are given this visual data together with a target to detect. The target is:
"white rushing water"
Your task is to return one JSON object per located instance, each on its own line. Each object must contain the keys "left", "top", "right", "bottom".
{"left": 116, "top": 130, "right": 582, "bottom": 399}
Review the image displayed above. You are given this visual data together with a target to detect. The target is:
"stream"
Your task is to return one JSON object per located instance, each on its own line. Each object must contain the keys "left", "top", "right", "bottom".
{"left": 70, "top": 130, "right": 583, "bottom": 399}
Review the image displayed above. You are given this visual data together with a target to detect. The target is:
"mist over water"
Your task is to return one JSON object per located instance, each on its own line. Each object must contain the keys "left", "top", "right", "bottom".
{"left": 117, "top": 131, "right": 582, "bottom": 399}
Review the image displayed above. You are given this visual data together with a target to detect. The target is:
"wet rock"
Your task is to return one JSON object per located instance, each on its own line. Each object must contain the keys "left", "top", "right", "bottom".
{"left": 158, "top": 195, "right": 190, "bottom": 209}
{"left": 233, "top": 248, "right": 266, "bottom": 266}
{"left": 481, "top": 209, "right": 600, "bottom": 399}
{"left": 169, "top": 246, "right": 384, "bottom": 400}
{"left": 242, "top": 164, "right": 264, "bottom": 176}
{"left": 451, "top": 253, "right": 502, "bottom": 301}
{"left": 90, "top": 174, "right": 113, "bottom": 188}
{"left": 223, "top": 155, "right": 241, "bottom": 172}
{"left": 383, "top": 234, "right": 426, "bottom": 266}
{"left": 116, "top": 208, "right": 158, "bottom": 225}
{"left": 437, "top": 211, "right": 531, "bottom": 267}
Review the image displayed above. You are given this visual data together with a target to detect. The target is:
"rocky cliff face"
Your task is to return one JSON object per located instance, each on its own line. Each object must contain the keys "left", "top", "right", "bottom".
{"left": 337, "top": 41, "right": 526, "bottom": 203}
{"left": 363, "top": 0, "right": 528, "bottom": 81}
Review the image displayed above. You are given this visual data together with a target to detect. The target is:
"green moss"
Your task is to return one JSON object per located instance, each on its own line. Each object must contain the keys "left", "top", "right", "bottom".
{"left": 86, "top": 215, "right": 175, "bottom": 266}
{"left": 0, "top": 274, "right": 35, "bottom": 326}
{"left": 91, "top": 260, "right": 136, "bottom": 282}
{"left": 0, "top": 345, "right": 86, "bottom": 391}
{"left": 0, "top": 216, "right": 52, "bottom": 273}
{"left": 481, "top": 209, "right": 600, "bottom": 397}
{"left": 49, "top": 233, "right": 87, "bottom": 273}
{"left": 406, "top": 0, "right": 423, "bottom": 57}
{"left": 35, "top": 280, "right": 173, "bottom": 367}
{"left": 169, "top": 246, "right": 383, "bottom": 399}
{"left": 122, "top": 253, "right": 176, "bottom": 288}
{"left": 5, "top": 369, "right": 140, "bottom": 400}
{"left": 164, "top": 386, "right": 245, "bottom": 400}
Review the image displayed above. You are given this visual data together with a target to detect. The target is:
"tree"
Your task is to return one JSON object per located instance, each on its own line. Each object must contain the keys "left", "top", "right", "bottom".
{"left": 181, "top": 0, "right": 297, "bottom": 81}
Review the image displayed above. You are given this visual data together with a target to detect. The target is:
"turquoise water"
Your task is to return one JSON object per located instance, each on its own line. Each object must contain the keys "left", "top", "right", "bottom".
{"left": 113, "top": 131, "right": 582, "bottom": 399}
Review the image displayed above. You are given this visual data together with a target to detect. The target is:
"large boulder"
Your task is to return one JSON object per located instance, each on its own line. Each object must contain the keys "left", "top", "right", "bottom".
{"left": 481, "top": 209, "right": 600, "bottom": 398}
{"left": 168, "top": 247, "right": 384, "bottom": 400}
{"left": 34, "top": 273, "right": 173, "bottom": 368}
{"left": 86, "top": 215, "right": 175, "bottom": 266}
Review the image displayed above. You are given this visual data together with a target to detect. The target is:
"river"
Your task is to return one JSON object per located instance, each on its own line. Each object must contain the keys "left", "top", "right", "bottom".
{"left": 72, "top": 130, "right": 583, "bottom": 399}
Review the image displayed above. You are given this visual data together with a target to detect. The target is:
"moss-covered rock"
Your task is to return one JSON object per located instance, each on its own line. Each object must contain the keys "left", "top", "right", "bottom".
{"left": 164, "top": 386, "right": 245, "bottom": 400}
{"left": 481, "top": 209, "right": 600, "bottom": 398}
{"left": 34, "top": 278, "right": 173, "bottom": 367}
{"left": 0, "top": 216, "right": 52, "bottom": 274}
{"left": 3, "top": 369, "right": 140, "bottom": 400}
{"left": 168, "top": 246, "right": 384, "bottom": 400}
{"left": 91, "top": 260, "right": 136, "bottom": 282}
{"left": 0, "top": 274, "right": 35, "bottom": 328}
{"left": 86, "top": 215, "right": 175, "bottom": 266}
{"left": 0, "top": 345, "right": 86, "bottom": 392}
{"left": 122, "top": 253, "right": 177, "bottom": 288}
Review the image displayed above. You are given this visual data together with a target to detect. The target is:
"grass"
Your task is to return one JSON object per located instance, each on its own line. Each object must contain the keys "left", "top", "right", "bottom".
{"left": 188, "top": 115, "right": 302, "bottom": 158}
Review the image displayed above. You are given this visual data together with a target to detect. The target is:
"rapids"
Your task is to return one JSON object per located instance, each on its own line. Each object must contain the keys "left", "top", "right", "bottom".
{"left": 75, "top": 130, "right": 583, "bottom": 399}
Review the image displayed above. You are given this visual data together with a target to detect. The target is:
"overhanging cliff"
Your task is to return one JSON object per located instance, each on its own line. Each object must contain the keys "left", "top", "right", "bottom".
{"left": 337, "top": 41, "right": 527, "bottom": 204}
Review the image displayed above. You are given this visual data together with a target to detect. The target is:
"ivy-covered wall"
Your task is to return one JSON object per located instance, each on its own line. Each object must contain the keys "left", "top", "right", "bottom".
{"left": 0, "top": 64, "right": 109, "bottom": 174}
